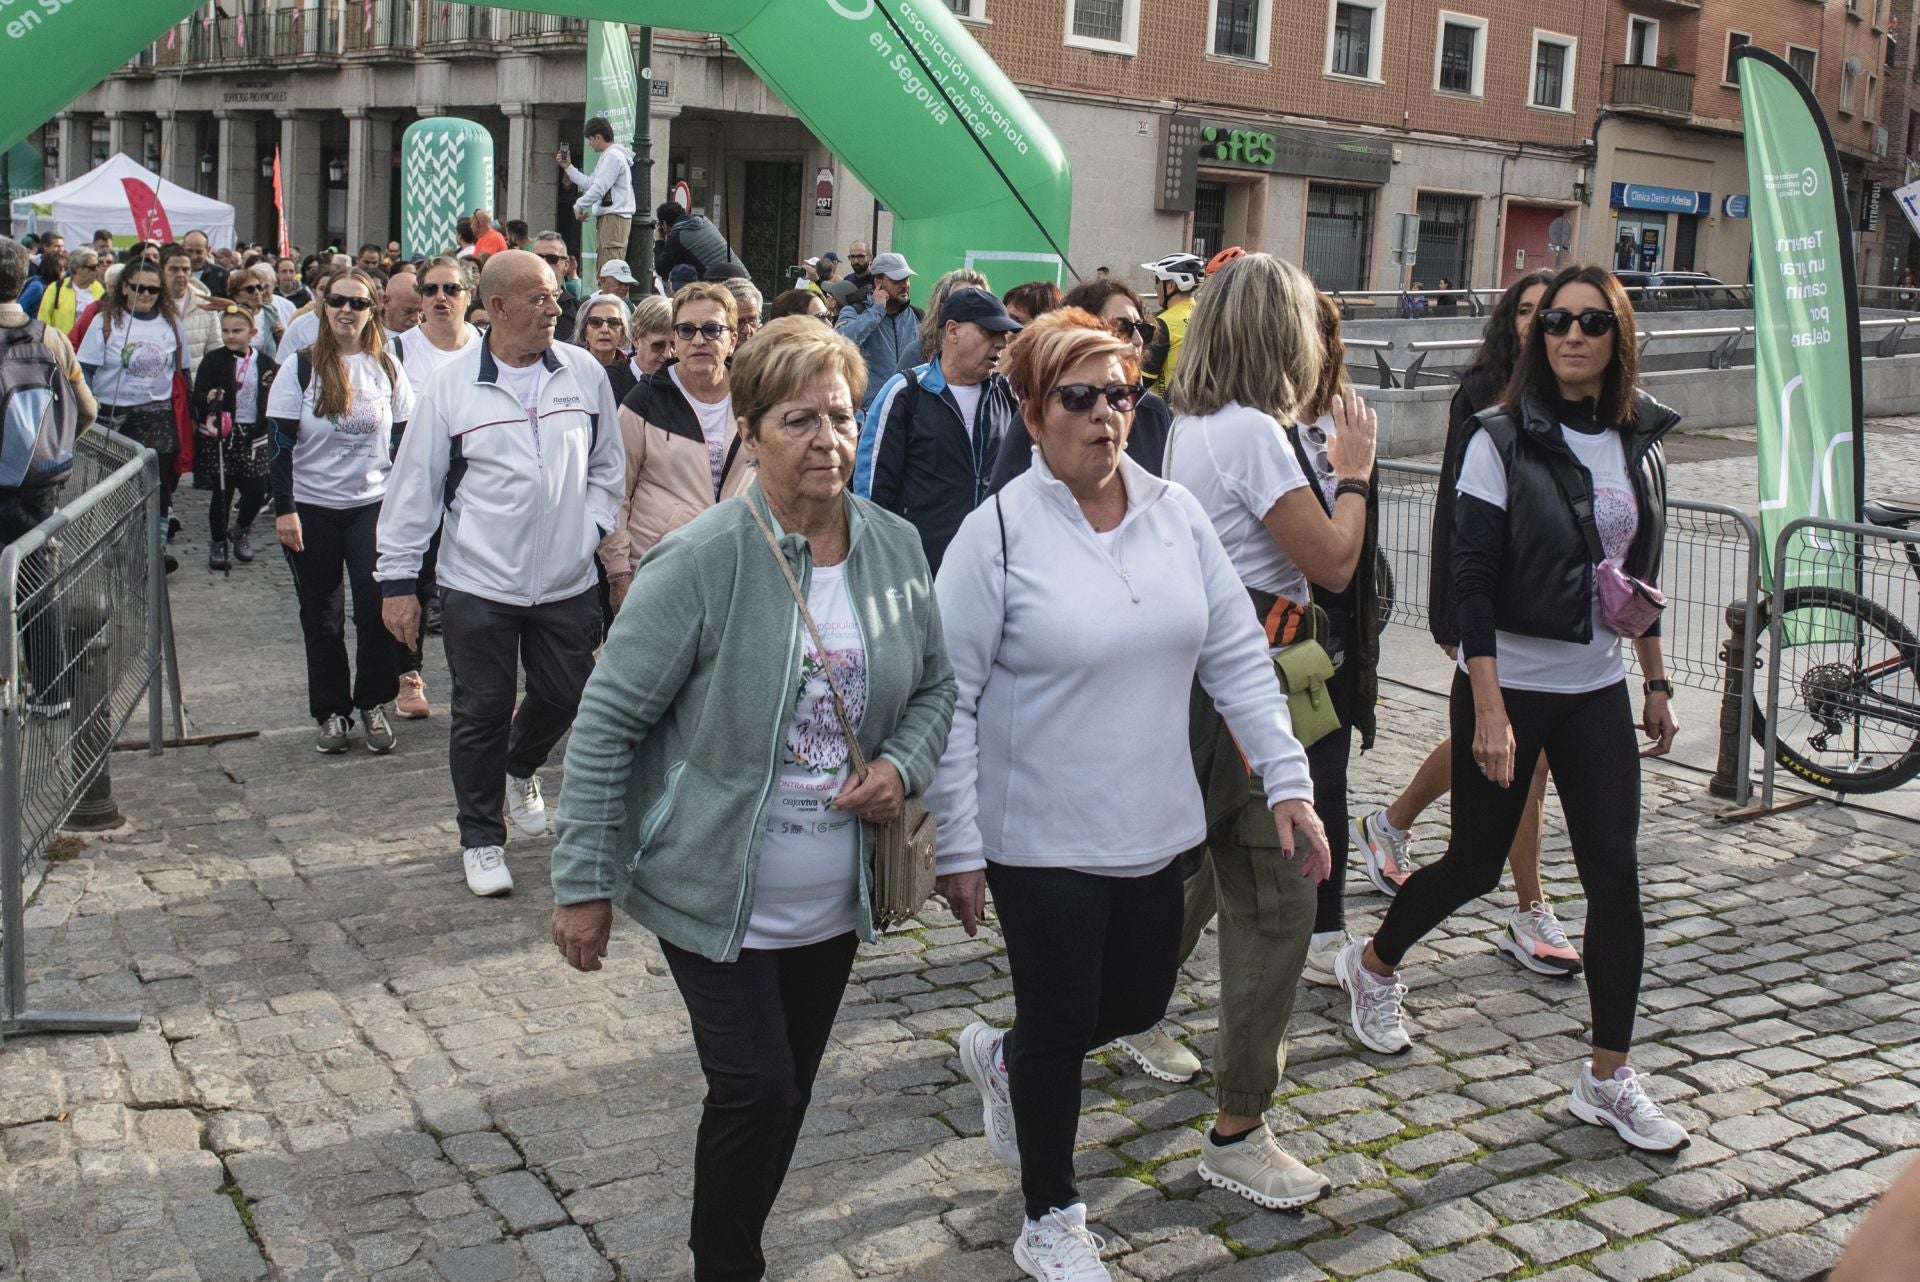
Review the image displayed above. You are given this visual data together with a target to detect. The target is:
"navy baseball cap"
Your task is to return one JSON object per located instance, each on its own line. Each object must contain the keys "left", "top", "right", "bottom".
{"left": 941, "top": 287, "right": 1022, "bottom": 333}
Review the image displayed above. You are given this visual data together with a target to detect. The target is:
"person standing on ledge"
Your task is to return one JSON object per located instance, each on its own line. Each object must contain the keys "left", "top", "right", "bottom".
{"left": 559, "top": 116, "right": 637, "bottom": 274}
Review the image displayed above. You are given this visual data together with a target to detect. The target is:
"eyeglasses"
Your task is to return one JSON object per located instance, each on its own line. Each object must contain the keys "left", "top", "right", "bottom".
{"left": 643, "top": 338, "right": 671, "bottom": 353}
{"left": 325, "top": 293, "right": 374, "bottom": 312}
{"left": 773, "top": 409, "right": 859, "bottom": 442}
{"left": 673, "top": 322, "right": 733, "bottom": 343}
{"left": 418, "top": 282, "right": 466, "bottom": 297}
{"left": 1537, "top": 308, "right": 1618, "bottom": 338}
{"left": 582, "top": 316, "right": 621, "bottom": 330}
{"left": 1049, "top": 382, "right": 1142, "bottom": 414}
{"left": 126, "top": 283, "right": 161, "bottom": 297}
{"left": 1108, "top": 318, "right": 1154, "bottom": 343}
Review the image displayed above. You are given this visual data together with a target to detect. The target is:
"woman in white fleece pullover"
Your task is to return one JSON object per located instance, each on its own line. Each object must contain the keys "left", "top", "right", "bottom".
{"left": 926, "top": 310, "right": 1328, "bottom": 1282}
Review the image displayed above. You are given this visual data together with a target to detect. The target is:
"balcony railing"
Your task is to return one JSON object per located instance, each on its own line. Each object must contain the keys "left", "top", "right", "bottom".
{"left": 495, "top": 9, "right": 587, "bottom": 43}
{"left": 343, "top": 0, "right": 417, "bottom": 55}
{"left": 423, "top": 2, "right": 495, "bottom": 46}
{"left": 1611, "top": 63, "right": 1695, "bottom": 116}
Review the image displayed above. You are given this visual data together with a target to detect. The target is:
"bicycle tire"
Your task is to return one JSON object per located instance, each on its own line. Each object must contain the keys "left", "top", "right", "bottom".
{"left": 1749, "top": 585, "right": 1920, "bottom": 794}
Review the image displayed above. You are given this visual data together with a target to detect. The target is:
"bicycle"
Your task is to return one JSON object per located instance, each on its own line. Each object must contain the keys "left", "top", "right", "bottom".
{"left": 1748, "top": 497, "right": 1920, "bottom": 794}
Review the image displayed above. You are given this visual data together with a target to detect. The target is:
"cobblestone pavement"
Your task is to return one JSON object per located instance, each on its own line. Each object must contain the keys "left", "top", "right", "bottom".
{"left": 2, "top": 427, "right": 1917, "bottom": 1282}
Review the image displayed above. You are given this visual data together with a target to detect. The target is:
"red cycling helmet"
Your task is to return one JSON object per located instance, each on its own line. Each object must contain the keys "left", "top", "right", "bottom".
{"left": 1205, "top": 246, "right": 1247, "bottom": 276}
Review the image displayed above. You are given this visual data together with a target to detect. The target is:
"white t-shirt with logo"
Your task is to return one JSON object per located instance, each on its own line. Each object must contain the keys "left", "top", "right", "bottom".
{"left": 671, "top": 365, "right": 733, "bottom": 497}
{"left": 493, "top": 358, "right": 545, "bottom": 423}
{"left": 264, "top": 351, "right": 416, "bottom": 509}
{"left": 1165, "top": 401, "right": 1312, "bottom": 605}
{"left": 744, "top": 562, "right": 865, "bottom": 951}
{"left": 1455, "top": 423, "right": 1638, "bottom": 694}
{"left": 77, "top": 313, "right": 183, "bottom": 408}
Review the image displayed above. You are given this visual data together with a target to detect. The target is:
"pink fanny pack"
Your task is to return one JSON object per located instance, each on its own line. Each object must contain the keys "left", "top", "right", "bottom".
{"left": 1595, "top": 558, "right": 1665, "bottom": 638}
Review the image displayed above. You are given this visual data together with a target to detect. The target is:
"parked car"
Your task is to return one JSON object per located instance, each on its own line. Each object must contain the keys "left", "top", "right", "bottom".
{"left": 1611, "top": 270, "right": 1750, "bottom": 310}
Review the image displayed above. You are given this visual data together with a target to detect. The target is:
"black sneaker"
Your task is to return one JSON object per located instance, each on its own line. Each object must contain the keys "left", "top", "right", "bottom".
{"left": 167, "top": 515, "right": 181, "bottom": 541}
{"left": 209, "top": 543, "right": 229, "bottom": 572}
{"left": 164, "top": 553, "right": 179, "bottom": 575}
{"left": 232, "top": 528, "right": 255, "bottom": 562}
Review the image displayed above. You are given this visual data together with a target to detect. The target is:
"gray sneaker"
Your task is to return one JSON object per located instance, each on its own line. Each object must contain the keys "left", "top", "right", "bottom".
{"left": 1334, "top": 937, "right": 1413, "bottom": 1055}
{"left": 1113, "top": 1025, "right": 1201, "bottom": 1083}
{"left": 316, "top": 714, "right": 350, "bottom": 754}
{"left": 362, "top": 705, "right": 396, "bottom": 754}
{"left": 1569, "top": 1062, "right": 1690, "bottom": 1153}
{"left": 1198, "top": 1124, "right": 1330, "bottom": 1210}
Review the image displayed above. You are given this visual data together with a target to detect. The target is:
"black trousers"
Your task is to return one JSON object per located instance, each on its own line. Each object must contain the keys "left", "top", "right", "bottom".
{"left": 1309, "top": 660, "right": 1360, "bottom": 935}
{"left": 440, "top": 586, "right": 599, "bottom": 847}
{"left": 988, "top": 859, "right": 1184, "bottom": 1221}
{"left": 209, "top": 477, "right": 265, "bottom": 542}
{"left": 1374, "top": 672, "right": 1644, "bottom": 1051}
{"left": 661, "top": 931, "right": 858, "bottom": 1282}
{"left": 283, "top": 500, "right": 400, "bottom": 723}
{"left": 0, "top": 484, "right": 68, "bottom": 707}
{"left": 397, "top": 530, "right": 440, "bottom": 678}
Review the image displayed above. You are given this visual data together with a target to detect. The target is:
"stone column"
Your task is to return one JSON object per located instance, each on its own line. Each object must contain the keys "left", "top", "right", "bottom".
{"left": 55, "top": 114, "right": 90, "bottom": 184}
{"left": 278, "top": 111, "right": 326, "bottom": 256}
{"left": 105, "top": 112, "right": 134, "bottom": 164}
{"left": 503, "top": 103, "right": 562, "bottom": 236}
{"left": 217, "top": 113, "right": 262, "bottom": 243}
{"left": 156, "top": 112, "right": 201, "bottom": 193}
{"left": 345, "top": 109, "right": 396, "bottom": 251}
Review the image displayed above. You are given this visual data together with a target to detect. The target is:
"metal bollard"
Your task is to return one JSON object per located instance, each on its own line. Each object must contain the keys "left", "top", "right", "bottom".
{"left": 64, "top": 766, "right": 122, "bottom": 830}
{"left": 1710, "top": 600, "right": 1753, "bottom": 799}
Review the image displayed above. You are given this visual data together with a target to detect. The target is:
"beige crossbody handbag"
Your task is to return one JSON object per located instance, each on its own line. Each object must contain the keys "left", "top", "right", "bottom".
{"left": 746, "top": 497, "right": 937, "bottom": 931}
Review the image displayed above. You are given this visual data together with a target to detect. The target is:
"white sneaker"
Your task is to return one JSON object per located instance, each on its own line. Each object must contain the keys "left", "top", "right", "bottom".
{"left": 1013, "top": 1204, "right": 1109, "bottom": 1281}
{"left": 1497, "top": 900, "right": 1584, "bottom": 977}
{"left": 1112, "top": 1025, "right": 1201, "bottom": 1083}
{"left": 958, "top": 1020, "right": 1020, "bottom": 1169}
{"left": 1301, "top": 930, "right": 1351, "bottom": 988}
{"left": 1198, "top": 1124, "right": 1330, "bottom": 1210}
{"left": 1334, "top": 937, "right": 1413, "bottom": 1054}
{"left": 506, "top": 774, "right": 546, "bottom": 837}
{"left": 1351, "top": 808, "right": 1416, "bottom": 897}
{"left": 462, "top": 845, "right": 513, "bottom": 897}
{"left": 1569, "top": 1062, "right": 1691, "bottom": 1153}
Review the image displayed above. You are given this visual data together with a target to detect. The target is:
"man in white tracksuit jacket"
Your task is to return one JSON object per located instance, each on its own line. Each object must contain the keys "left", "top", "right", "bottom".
{"left": 377, "top": 251, "right": 625, "bottom": 898}
{"left": 559, "top": 116, "right": 637, "bottom": 276}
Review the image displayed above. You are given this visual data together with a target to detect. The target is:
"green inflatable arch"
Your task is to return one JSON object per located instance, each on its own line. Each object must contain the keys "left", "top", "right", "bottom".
{"left": 0, "top": 0, "right": 1073, "bottom": 288}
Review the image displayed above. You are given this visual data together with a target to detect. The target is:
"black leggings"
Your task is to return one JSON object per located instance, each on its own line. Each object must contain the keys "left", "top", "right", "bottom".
{"left": 1310, "top": 661, "right": 1359, "bottom": 934}
{"left": 1373, "top": 672, "right": 1644, "bottom": 1051}
{"left": 988, "top": 859, "right": 1184, "bottom": 1221}
{"left": 662, "top": 931, "right": 858, "bottom": 1282}
{"left": 210, "top": 477, "right": 265, "bottom": 542}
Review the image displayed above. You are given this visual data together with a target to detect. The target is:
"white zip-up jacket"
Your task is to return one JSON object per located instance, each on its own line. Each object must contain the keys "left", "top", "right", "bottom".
{"left": 566, "top": 142, "right": 636, "bottom": 220}
{"left": 376, "top": 337, "right": 625, "bottom": 607}
{"left": 926, "top": 451, "right": 1313, "bottom": 877}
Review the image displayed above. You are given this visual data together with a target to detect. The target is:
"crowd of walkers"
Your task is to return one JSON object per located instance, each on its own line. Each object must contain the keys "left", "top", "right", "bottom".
{"left": 1, "top": 207, "right": 1695, "bottom": 1281}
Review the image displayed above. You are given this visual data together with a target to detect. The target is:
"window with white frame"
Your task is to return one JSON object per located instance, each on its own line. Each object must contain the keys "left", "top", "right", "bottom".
{"left": 1842, "top": 60, "right": 1858, "bottom": 113}
{"left": 1210, "top": 0, "right": 1269, "bottom": 61}
{"left": 1327, "top": 0, "right": 1385, "bottom": 81}
{"left": 1787, "top": 44, "right": 1817, "bottom": 86}
{"left": 1626, "top": 16, "right": 1658, "bottom": 66}
{"left": 942, "top": 0, "right": 984, "bottom": 19}
{"left": 1065, "top": 0, "right": 1138, "bottom": 54}
{"left": 1435, "top": 12, "right": 1486, "bottom": 96}
{"left": 1724, "top": 31, "right": 1750, "bottom": 86}
{"left": 1530, "top": 31, "right": 1576, "bottom": 112}
{"left": 1867, "top": 73, "right": 1878, "bottom": 120}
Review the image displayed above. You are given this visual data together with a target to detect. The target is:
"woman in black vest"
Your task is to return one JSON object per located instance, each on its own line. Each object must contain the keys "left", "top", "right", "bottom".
{"left": 192, "top": 306, "right": 276, "bottom": 570}
{"left": 1336, "top": 265, "right": 1690, "bottom": 1155}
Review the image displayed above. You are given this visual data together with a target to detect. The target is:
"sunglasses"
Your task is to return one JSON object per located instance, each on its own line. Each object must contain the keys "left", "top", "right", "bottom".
{"left": 418, "top": 282, "right": 466, "bottom": 297}
{"left": 673, "top": 322, "right": 732, "bottom": 342}
{"left": 643, "top": 338, "right": 671, "bottom": 353}
{"left": 1109, "top": 318, "right": 1155, "bottom": 343}
{"left": 326, "top": 293, "right": 374, "bottom": 312}
{"left": 582, "top": 315, "right": 622, "bottom": 330}
{"left": 536, "top": 253, "right": 568, "bottom": 266}
{"left": 1538, "top": 308, "right": 1617, "bottom": 338}
{"left": 1301, "top": 423, "right": 1333, "bottom": 480}
{"left": 1050, "top": 382, "right": 1142, "bottom": 414}
{"left": 126, "top": 283, "right": 161, "bottom": 297}
{"left": 234, "top": 284, "right": 264, "bottom": 294}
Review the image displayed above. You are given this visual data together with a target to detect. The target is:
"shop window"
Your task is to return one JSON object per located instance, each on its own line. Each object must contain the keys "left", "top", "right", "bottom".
{"left": 1303, "top": 181, "right": 1374, "bottom": 292}
{"left": 1327, "top": 0, "right": 1384, "bottom": 82}
{"left": 1210, "top": 0, "right": 1267, "bottom": 61}
{"left": 1435, "top": 13, "right": 1486, "bottom": 97}
{"left": 1415, "top": 192, "right": 1477, "bottom": 291}
{"left": 1531, "top": 31, "right": 1576, "bottom": 112}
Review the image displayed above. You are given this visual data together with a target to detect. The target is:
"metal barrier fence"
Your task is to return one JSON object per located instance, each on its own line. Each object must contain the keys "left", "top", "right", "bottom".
{"left": 0, "top": 427, "right": 171, "bottom": 1040}
{"left": 1376, "top": 462, "right": 1763, "bottom": 804}
{"left": 1760, "top": 517, "right": 1920, "bottom": 807}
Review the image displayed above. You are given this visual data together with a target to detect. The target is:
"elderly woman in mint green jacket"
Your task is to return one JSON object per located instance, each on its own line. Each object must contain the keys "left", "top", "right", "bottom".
{"left": 549, "top": 315, "right": 955, "bottom": 1282}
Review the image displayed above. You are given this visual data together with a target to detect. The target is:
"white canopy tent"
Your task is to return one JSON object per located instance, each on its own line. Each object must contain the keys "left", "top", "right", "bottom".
{"left": 9, "top": 154, "right": 235, "bottom": 249}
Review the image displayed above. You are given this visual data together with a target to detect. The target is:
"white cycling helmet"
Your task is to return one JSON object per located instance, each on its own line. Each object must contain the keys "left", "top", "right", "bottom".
{"left": 1140, "top": 252, "right": 1206, "bottom": 292}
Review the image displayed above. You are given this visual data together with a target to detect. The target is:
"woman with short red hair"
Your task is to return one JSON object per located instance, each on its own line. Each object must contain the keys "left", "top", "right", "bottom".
{"left": 927, "top": 308, "right": 1329, "bottom": 1282}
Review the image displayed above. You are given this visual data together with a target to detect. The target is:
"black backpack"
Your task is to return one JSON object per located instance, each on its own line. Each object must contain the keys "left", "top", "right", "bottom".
{"left": 0, "top": 322, "right": 78, "bottom": 489}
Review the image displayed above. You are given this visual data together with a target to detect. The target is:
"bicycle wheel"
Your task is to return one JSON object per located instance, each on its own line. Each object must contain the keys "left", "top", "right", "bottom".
{"left": 1750, "top": 585, "right": 1920, "bottom": 793}
{"left": 1373, "top": 548, "right": 1395, "bottom": 637}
